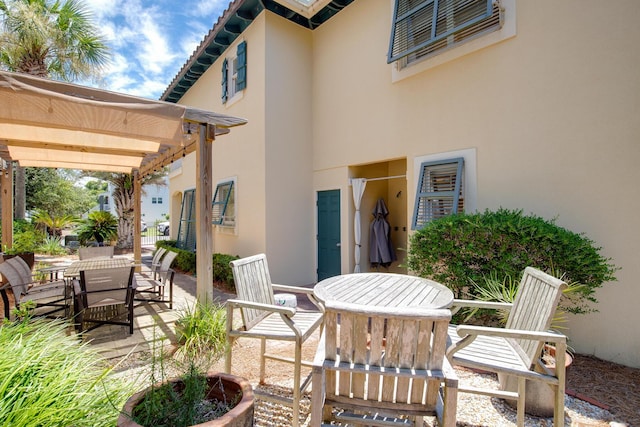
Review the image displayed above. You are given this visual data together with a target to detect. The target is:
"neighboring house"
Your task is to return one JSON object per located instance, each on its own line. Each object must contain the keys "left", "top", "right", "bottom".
{"left": 162, "top": 0, "right": 640, "bottom": 368}
{"left": 93, "top": 179, "right": 169, "bottom": 225}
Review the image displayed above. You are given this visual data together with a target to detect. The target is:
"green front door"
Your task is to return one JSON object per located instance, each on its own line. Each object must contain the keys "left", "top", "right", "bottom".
{"left": 317, "top": 190, "right": 341, "bottom": 281}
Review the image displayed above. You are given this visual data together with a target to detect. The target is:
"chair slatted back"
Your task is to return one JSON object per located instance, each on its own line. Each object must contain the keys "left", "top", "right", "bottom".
{"left": 157, "top": 250, "right": 177, "bottom": 284}
{"left": 323, "top": 302, "right": 451, "bottom": 412}
{"left": 230, "top": 253, "right": 275, "bottom": 330}
{"left": 78, "top": 246, "right": 114, "bottom": 260}
{"left": 151, "top": 247, "right": 167, "bottom": 266}
{"left": 506, "top": 267, "right": 567, "bottom": 368}
{"left": 0, "top": 257, "right": 32, "bottom": 303}
{"left": 79, "top": 266, "right": 134, "bottom": 308}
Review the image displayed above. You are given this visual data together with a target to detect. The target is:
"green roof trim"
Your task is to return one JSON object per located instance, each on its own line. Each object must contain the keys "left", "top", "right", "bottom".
{"left": 161, "top": 0, "right": 354, "bottom": 103}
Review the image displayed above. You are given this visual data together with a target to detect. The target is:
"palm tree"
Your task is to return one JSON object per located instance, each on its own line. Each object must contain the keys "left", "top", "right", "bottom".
{"left": 84, "top": 171, "right": 167, "bottom": 249}
{"left": 0, "top": 0, "right": 109, "bottom": 218}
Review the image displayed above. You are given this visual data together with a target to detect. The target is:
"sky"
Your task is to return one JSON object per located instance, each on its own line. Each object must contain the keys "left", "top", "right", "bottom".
{"left": 83, "top": 0, "right": 231, "bottom": 100}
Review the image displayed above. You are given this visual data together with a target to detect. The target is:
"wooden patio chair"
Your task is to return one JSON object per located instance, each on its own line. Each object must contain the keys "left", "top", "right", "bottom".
{"left": 78, "top": 245, "right": 114, "bottom": 260}
{"left": 226, "top": 253, "right": 324, "bottom": 427}
{"left": 310, "top": 301, "right": 458, "bottom": 427}
{"left": 446, "top": 267, "right": 568, "bottom": 427}
{"left": 134, "top": 250, "right": 177, "bottom": 309}
{"left": 0, "top": 256, "right": 69, "bottom": 319}
{"left": 74, "top": 266, "right": 135, "bottom": 334}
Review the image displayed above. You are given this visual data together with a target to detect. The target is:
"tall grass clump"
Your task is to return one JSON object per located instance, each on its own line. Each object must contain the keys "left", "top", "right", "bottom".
{"left": 0, "top": 317, "right": 135, "bottom": 426}
{"left": 174, "top": 299, "right": 227, "bottom": 364}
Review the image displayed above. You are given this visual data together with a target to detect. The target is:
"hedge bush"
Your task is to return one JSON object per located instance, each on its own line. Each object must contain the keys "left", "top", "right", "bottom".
{"left": 407, "top": 209, "right": 618, "bottom": 314}
{"left": 156, "top": 241, "right": 239, "bottom": 291}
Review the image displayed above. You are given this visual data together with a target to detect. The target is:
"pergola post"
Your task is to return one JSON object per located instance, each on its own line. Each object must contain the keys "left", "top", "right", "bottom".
{"left": 0, "top": 161, "right": 13, "bottom": 251}
{"left": 195, "top": 123, "right": 214, "bottom": 302}
{"left": 133, "top": 170, "right": 142, "bottom": 272}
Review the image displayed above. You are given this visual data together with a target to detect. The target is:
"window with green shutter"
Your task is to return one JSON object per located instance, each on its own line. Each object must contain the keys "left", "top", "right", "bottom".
{"left": 221, "top": 41, "right": 247, "bottom": 104}
{"left": 412, "top": 157, "right": 464, "bottom": 229}
{"left": 212, "top": 180, "right": 235, "bottom": 227}
{"left": 388, "top": 0, "right": 501, "bottom": 65}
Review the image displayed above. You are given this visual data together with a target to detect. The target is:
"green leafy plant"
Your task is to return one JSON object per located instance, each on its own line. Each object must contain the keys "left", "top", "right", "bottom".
{"left": 76, "top": 211, "right": 118, "bottom": 245}
{"left": 174, "top": 299, "right": 227, "bottom": 363}
{"left": 37, "top": 235, "right": 67, "bottom": 255}
{"left": 407, "top": 208, "right": 618, "bottom": 315}
{"left": 0, "top": 317, "right": 135, "bottom": 426}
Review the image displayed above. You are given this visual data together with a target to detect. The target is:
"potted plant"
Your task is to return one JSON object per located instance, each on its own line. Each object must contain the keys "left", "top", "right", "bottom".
{"left": 75, "top": 211, "right": 117, "bottom": 246}
{"left": 117, "top": 300, "right": 254, "bottom": 427}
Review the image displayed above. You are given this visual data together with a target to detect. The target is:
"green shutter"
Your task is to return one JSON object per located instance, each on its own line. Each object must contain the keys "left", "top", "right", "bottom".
{"left": 212, "top": 181, "right": 234, "bottom": 225}
{"left": 177, "top": 189, "right": 197, "bottom": 251}
{"left": 388, "top": 0, "right": 493, "bottom": 63}
{"left": 412, "top": 157, "right": 463, "bottom": 230}
{"left": 221, "top": 58, "right": 228, "bottom": 103}
{"left": 236, "top": 41, "right": 247, "bottom": 92}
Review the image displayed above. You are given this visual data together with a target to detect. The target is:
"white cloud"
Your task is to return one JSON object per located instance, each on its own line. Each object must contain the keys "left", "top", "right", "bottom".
{"left": 82, "top": 0, "right": 230, "bottom": 99}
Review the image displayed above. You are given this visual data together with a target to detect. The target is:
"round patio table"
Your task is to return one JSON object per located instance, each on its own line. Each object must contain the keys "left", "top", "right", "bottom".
{"left": 313, "top": 272, "right": 454, "bottom": 310}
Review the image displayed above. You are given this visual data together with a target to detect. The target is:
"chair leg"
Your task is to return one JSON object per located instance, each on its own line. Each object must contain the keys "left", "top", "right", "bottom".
{"left": 310, "top": 367, "right": 324, "bottom": 427}
{"left": 516, "top": 377, "right": 526, "bottom": 427}
{"left": 292, "top": 338, "right": 302, "bottom": 427}
{"left": 554, "top": 384, "right": 565, "bottom": 427}
{"left": 260, "top": 338, "right": 267, "bottom": 384}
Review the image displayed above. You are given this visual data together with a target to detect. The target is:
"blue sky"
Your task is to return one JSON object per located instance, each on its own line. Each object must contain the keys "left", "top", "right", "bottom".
{"left": 84, "top": 0, "right": 230, "bottom": 100}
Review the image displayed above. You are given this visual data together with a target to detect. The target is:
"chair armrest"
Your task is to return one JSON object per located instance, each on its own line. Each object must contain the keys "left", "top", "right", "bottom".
{"left": 226, "top": 298, "right": 296, "bottom": 317}
{"left": 456, "top": 324, "right": 567, "bottom": 343}
{"left": 450, "top": 299, "right": 512, "bottom": 315}
{"left": 272, "top": 284, "right": 325, "bottom": 312}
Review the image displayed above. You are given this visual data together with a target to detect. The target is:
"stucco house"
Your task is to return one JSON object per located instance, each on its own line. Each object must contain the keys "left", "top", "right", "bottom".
{"left": 161, "top": 0, "right": 640, "bottom": 369}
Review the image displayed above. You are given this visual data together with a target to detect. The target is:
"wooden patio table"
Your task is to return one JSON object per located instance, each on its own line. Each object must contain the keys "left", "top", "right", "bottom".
{"left": 313, "top": 272, "right": 454, "bottom": 310}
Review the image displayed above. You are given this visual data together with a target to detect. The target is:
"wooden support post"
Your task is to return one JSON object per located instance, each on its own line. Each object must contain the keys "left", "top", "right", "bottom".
{"left": 195, "top": 123, "right": 214, "bottom": 302}
{"left": 1, "top": 161, "right": 13, "bottom": 251}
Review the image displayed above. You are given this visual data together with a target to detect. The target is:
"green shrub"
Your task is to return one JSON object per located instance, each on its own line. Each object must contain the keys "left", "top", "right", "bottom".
{"left": 0, "top": 318, "right": 135, "bottom": 426}
{"left": 75, "top": 211, "right": 117, "bottom": 245}
{"left": 155, "top": 241, "right": 239, "bottom": 291}
{"left": 407, "top": 209, "right": 618, "bottom": 314}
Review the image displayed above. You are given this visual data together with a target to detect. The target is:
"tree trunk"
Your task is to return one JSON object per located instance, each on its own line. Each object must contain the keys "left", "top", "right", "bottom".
{"left": 14, "top": 165, "right": 25, "bottom": 220}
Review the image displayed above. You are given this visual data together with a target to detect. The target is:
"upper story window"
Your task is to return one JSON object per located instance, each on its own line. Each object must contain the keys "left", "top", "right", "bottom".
{"left": 388, "top": 0, "right": 503, "bottom": 67}
{"left": 222, "top": 41, "right": 247, "bottom": 104}
{"left": 151, "top": 197, "right": 163, "bottom": 204}
{"left": 212, "top": 180, "right": 235, "bottom": 228}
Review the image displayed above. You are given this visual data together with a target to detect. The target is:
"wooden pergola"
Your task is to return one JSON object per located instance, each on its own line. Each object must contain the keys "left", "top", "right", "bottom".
{"left": 0, "top": 71, "right": 247, "bottom": 300}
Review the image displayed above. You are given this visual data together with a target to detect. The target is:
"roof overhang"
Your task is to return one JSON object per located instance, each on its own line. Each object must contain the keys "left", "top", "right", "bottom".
{"left": 0, "top": 71, "right": 247, "bottom": 176}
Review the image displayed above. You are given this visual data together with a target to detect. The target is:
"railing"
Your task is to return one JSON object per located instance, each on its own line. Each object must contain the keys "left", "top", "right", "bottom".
{"left": 141, "top": 227, "right": 170, "bottom": 247}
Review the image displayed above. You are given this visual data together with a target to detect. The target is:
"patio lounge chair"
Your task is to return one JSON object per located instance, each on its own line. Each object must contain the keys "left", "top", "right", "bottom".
{"left": 446, "top": 267, "right": 568, "bottom": 427}
{"left": 74, "top": 266, "right": 135, "bottom": 334}
{"left": 149, "top": 247, "right": 167, "bottom": 280}
{"left": 310, "top": 301, "right": 458, "bottom": 427}
{"left": 0, "top": 256, "right": 69, "bottom": 319}
{"left": 78, "top": 245, "right": 114, "bottom": 260}
{"left": 226, "top": 253, "right": 324, "bottom": 427}
{"left": 134, "top": 250, "right": 177, "bottom": 309}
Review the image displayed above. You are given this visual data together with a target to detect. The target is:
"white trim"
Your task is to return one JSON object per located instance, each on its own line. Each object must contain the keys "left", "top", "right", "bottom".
{"left": 391, "top": 0, "right": 516, "bottom": 83}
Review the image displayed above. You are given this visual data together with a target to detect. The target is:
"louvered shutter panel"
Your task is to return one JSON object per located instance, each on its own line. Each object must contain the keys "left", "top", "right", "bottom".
{"left": 388, "top": 0, "right": 494, "bottom": 63}
{"left": 412, "top": 158, "right": 464, "bottom": 229}
{"left": 221, "top": 58, "right": 228, "bottom": 103}
{"left": 177, "top": 189, "right": 197, "bottom": 251}
{"left": 212, "top": 181, "right": 233, "bottom": 225}
{"left": 236, "top": 41, "right": 247, "bottom": 92}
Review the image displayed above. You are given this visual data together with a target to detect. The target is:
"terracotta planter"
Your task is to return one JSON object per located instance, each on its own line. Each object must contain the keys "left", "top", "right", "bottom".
{"left": 499, "top": 345, "right": 573, "bottom": 417}
{"left": 117, "top": 372, "right": 254, "bottom": 427}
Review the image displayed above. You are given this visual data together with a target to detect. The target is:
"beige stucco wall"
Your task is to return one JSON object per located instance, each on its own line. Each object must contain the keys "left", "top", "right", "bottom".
{"left": 310, "top": 0, "right": 640, "bottom": 367}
